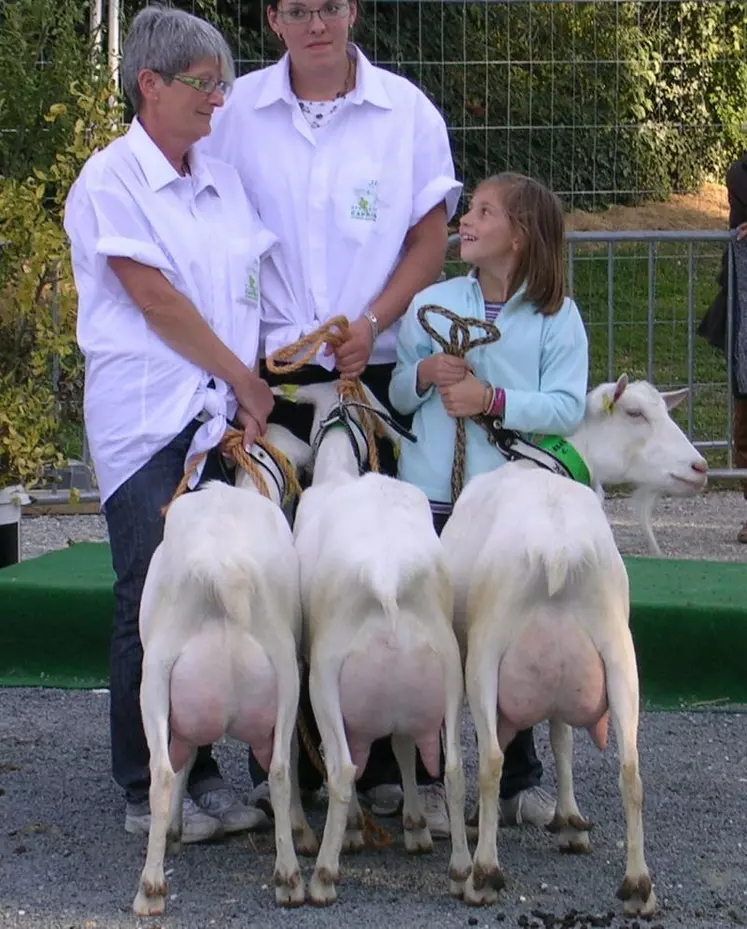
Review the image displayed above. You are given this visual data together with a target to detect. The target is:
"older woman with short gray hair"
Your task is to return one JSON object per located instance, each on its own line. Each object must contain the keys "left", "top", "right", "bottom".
{"left": 65, "top": 5, "right": 286, "bottom": 842}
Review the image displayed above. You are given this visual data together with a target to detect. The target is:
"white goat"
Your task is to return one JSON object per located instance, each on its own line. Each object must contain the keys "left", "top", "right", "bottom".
{"left": 133, "top": 423, "right": 316, "bottom": 916}
{"left": 441, "top": 375, "right": 707, "bottom": 914}
{"left": 284, "top": 380, "right": 472, "bottom": 905}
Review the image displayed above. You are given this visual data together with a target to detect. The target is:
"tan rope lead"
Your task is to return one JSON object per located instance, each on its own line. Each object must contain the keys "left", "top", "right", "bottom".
{"left": 266, "top": 315, "right": 386, "bottom": 473}
{"left": 416, "top": 304, "right": 501, "bottom": 501}
{"left": 164, "top": 427, "right": 302, "bottom": 515}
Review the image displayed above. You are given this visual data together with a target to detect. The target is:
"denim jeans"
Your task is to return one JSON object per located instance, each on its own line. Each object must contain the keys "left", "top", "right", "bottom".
{"left": 103, "top": 420, "right": 228, "bottom": 806}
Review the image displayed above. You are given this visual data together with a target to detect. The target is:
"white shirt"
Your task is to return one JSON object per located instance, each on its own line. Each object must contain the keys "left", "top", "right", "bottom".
{"left": 64, "top": 118, "right": 292, "bottom": 504}
{"left": 201, "top": 47, "right": 463, "bottom": 366}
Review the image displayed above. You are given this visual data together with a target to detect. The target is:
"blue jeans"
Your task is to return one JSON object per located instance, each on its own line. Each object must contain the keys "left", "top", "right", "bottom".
{"left": 103, "top": 420, "right": 227, "bottom": 806}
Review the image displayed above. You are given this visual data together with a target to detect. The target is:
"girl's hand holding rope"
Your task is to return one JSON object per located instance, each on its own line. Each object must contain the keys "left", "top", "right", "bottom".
{"left": 439, "top": 372, "right": 489, "bottom": 418}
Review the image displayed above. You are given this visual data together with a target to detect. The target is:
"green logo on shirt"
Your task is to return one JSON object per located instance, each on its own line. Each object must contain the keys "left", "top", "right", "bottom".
{"left": 245, "top": 257, "right": 260, "bottom": 303}
{"left": 351, "top": 180, "right": 378, "bottom": 221}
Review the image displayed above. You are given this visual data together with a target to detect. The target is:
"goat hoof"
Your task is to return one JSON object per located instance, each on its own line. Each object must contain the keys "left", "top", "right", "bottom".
{"left": 404, "top": 825, "right": 433, "bottom": 855}
{"left": 275, "top": 872, "right": 305, "bottom": 907}
{"left": 294, "top": 825, "right": 319, "bottom": 857}
{"left": 559, "top": 835, "right": 591, "bottom": 854}
{"left": 463, "top": 861, "right": 505, "bottom": 905}
{"left": 463, "top": 873, "right": 502, "bottom": 907}
{"left": 342, "top": 828, "right": 365, "bottom": 853}
{"left": 618, "top": 874, "right": 656, "bottom": 915}
{"left": 308, "top": 868, "right": 338, "bottom": 906}
{"left": 133, "top": 884, "right": 166, "bottom": 917}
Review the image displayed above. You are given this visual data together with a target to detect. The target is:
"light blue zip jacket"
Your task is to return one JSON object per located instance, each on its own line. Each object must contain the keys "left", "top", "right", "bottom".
{"left": 389, "top": 272, "right": 589, "bottom": 503}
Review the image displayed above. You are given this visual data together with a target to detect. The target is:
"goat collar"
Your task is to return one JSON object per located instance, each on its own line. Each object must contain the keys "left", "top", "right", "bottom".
{"left": 313, "top": 403, "right": 370, "bottom": 473}
{"left": 491, "top": 429, "right": 592, "bottom": 487}
{"left": 247, "top": 443, "right": 289, "bottom": 502}
{"left": 312, "top": 399, "right": 417, "bottom": 475}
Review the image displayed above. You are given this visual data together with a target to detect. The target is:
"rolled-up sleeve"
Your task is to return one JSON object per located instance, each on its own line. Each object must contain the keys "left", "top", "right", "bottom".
{"left": 502, "top": 299, "right": 589, "bottom": 436}
{"left": 411, "top": 93, "right": 463, "bottom": 226}
{"left": 64, "top": 175, "right": 171, "bottom": 273}
{"left": 389, "top": 297, "right": 436, "bottom": 414}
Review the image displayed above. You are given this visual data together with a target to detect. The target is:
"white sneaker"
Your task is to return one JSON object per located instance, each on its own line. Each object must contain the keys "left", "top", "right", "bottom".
{"left": 419, "top": 783, "right": 449, "bottom": 839}
{"left": 467, "top": 786, "right": 556, "bottom": 830}
{"left": 124, "top": 797, "right": 224, "bottom": 844}
{"left": 194, "top": 786, "right": 270, "bottom": 833}
{"left": 359, "top": 783, "right": 404, "bottom": 817}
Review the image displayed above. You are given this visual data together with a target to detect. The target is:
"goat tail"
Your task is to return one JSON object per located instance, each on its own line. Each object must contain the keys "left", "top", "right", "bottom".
{"left": 181, "top": 541, "right": 258, "bottom": 625}
{"left": 531, "top": 535, "right": 601, "bottom": 599}
{"left": 357, "top": 550, "right": 437, "bottom": 634}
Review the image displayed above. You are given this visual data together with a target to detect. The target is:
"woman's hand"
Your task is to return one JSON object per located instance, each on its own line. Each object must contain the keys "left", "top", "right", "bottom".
{"left": 417, "top": 354, "right": 470, "bottom": 392}
{"left": 327, "top": 317, "right": 375, "bottom": 379}
{"left": 232, "top": 370, "right": 274, "bottom": 437}
{"left": 236, "top": 406, "right": 262, "bottom": 451}
{"left": 439, "top": 373, "right": 489, "bottom": 418}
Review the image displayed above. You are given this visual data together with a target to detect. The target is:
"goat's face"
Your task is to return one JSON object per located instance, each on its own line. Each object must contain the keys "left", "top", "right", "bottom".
{"left": 585, "top": 374, "right": 708, "bottom": 495}
{"left": 263, "top": 423, "right": 313, "bottom": 472}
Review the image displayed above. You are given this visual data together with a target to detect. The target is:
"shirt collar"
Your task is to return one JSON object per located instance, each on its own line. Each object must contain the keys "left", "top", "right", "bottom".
{"left": 254, "top": 44, "right": 392, "bottom": 110}
{"left": 468, "top": 268, "right": 529, "bottom": 311}
{"left": 126, "top": 117, "right": 218, "bottom": 196}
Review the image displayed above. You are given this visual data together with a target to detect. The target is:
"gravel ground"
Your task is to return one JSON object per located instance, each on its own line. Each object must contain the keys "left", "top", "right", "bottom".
{"left": 3, "top": 490, "right": 746, "bottom": 929}
{"left": 1, "top": 691, "right": 746, "bottom": 929}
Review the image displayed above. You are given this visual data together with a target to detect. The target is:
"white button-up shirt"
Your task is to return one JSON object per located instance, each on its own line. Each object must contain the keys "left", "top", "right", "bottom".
{"left": 65, "top": 118, "right": 291, "bottom": 504}
{"left": 201, "top": 47, "right": 463, "bottom": 366}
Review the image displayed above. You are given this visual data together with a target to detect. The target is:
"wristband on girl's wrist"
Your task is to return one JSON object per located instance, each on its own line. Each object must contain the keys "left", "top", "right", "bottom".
{"left": 490, "top": 386, "right": 506, "bottom": 420}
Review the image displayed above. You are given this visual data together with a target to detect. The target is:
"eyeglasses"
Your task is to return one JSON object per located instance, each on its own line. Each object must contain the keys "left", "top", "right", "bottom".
{"left": 163, "top": 73, "right": 231, "bottom": 97}
{"left": 276, "top": 1, "right": 350, "bottom": 25}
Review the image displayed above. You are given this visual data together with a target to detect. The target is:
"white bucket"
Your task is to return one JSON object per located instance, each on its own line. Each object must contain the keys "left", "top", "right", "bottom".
{"left": 0, "top": 484, "right": 30, "bottom": 568}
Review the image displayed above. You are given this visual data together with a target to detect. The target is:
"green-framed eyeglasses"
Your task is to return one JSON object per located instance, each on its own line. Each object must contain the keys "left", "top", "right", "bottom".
{"left": 164, "top": 73, "right": 231, "bottom": 97}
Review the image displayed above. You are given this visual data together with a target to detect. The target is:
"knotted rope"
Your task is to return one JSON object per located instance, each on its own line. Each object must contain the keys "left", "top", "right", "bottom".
{"left": 164, "top": 426, "right": 302, "bottom": 515}
{"left": 416, "top": 304, "right": 501, "bottom": 501}
{"left": 265, "top": 316, "right": 386, "bottom": 473}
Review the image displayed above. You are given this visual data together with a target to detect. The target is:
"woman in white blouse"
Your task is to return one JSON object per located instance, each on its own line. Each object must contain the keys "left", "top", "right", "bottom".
{"left": 202, "top": 0, "right": 462, "bottom": 838}
{"left": 64, "top": 6, "right": 282, "bottom": 843}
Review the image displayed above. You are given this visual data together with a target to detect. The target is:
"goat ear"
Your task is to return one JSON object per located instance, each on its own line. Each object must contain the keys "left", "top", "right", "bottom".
{"left": 612, "top": 373, "right": 629, "bottom": 403}
{"left": 661, "top": 387, "right": 689, "bottom": 411}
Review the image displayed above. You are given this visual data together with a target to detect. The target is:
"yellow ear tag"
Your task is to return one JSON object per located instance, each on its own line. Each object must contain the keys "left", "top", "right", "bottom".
{"left": 601, "top": 394, "right": 615, "bottom": 415}
{"left": 278, "top": 383, "right": 300, "bottom": 402}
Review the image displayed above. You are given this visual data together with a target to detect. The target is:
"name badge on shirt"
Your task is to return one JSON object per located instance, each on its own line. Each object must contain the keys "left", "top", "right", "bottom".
{"left": 245, "top": 257, "right": 260, "bottom": 304}
{"left": 350, "top": 180, "right": 378, "bottom": 222}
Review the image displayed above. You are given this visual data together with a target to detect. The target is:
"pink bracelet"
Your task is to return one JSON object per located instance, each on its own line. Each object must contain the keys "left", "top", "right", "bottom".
{"left": 490, "top": 387, "right": 506, "bottom": 419}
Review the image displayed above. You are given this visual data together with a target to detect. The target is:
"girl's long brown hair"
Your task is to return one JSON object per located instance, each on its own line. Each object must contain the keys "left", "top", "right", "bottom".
{"left": 481, "top": 172, "right": 566, "bottom": 316}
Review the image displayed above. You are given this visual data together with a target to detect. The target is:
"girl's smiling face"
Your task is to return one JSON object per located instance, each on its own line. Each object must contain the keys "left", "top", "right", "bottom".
{"left": 458, "top": 182, "right": 522, "bottom": 267}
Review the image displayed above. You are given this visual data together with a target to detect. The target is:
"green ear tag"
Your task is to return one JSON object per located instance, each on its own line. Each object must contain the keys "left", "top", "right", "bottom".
{"left": 278, "top": 383, "right": 300, "bottom": 402}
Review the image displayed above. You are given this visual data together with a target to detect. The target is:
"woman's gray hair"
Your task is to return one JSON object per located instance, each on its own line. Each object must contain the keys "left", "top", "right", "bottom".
{"left": 122, "top": 5, "right": 235, "bottom": 112}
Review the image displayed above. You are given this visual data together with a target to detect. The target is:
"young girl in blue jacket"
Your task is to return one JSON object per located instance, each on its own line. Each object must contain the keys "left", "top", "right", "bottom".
{"left": 390, "top": 171, "right": 589, "bottom": 832}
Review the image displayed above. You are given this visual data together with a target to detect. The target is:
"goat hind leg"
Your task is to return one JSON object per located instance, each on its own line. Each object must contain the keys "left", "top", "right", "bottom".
{"left": 133, "top": 660, "right": 174, "bottom": 917}
{"left": 441, "top": 638, "right": 472, "bottom": 897}
{"left": 307, "top": 660, "right": 357, "bottom": 906}
{"left": 463, "top": 647, "right": 505, "bottom": 906}
{"left": 547, "top": 720, "right": 590, "bottom": 853}
{"left": 605, "top": 632, "right": 656, "bottom": 916}
{"left": 268, "top": 641, "right": 306, "bottom": 908}
{"left": 391, "top": 734, "right": 432, "bottom": 854}
{"left": 289, "top": 728, "right": 319, "bottom": 857}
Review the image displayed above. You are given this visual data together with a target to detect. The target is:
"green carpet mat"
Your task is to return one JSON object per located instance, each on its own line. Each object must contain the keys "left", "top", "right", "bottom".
{"left": 1, "top": 543, "right": 745, "bottom": 708}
